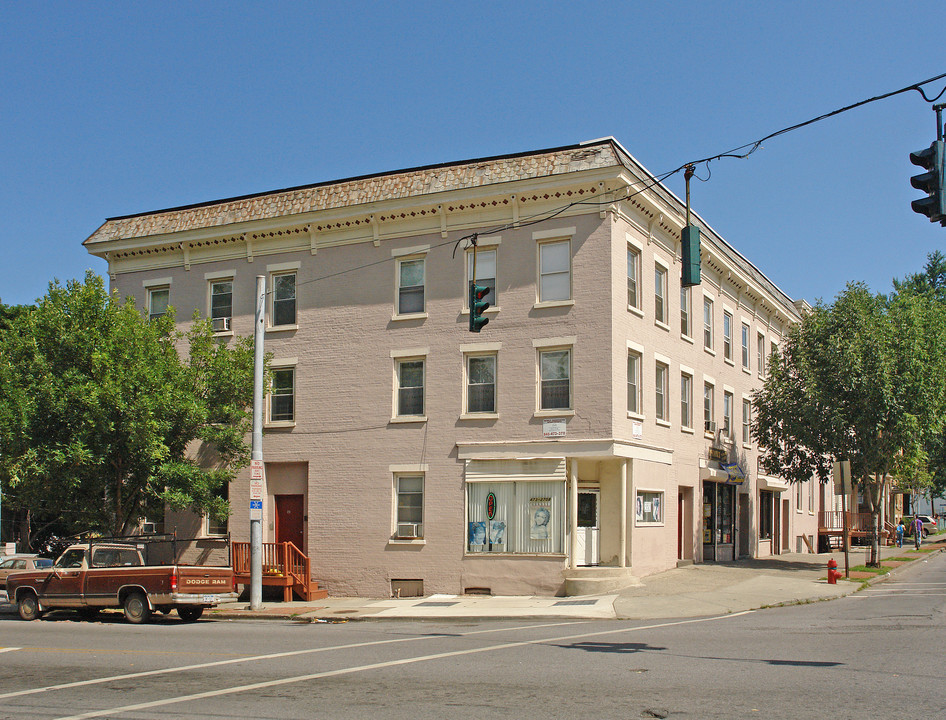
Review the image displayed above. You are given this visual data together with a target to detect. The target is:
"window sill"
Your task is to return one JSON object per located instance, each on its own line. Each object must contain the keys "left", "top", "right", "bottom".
{"left": 724, "top": 357, "right": 735, "bottom": 367}
{"left": 534, "top": 409, "right": 575, "bottom": 418}
{"left": 655, "top": 320, "right": 670, "bottom": 332}
{"left": 460, "top": 412, "right": 499, "bottom": 421}
{"left": 627, "top": 305, "right": 644, "bottom": 318}
{"left": 635, "top": 522, "right": 666, "bottom": 528}
{"left": 656, "top": 419, "right": 671, "bottom": 428}
{"left": 390, "top": 416, "right": 427, "bottom": 424}
{"left": 533, "top": 299, "right": 575, "bottom": 310}
{"left": 742, "top": 367, "right": 752, "bottom": 375}
{"left": 681, "top": 426, "right": 695, "bottom": 434}
{"left": 742, "top": 442, "right": 752, "bottom": 450}
{"left": 704, "top": 431, "right": 715, "bottom": 439}
{"left": 681, "top": 333, "right": 694, "bottom": 345}
{"left": 704, "top": 347, "right": 716, "bottom": 357}
{"left": 627, "top": 411, "right": 645, "bottom": 421}
{"left": 213, "top": 330, "right": 234, "bottom": 338}
{"left": 265, "top": 421, "right": 296, "bottom": 430}
{"left": 387, "top": 538, "right": 426, "bottom": 546}
{"left": 392, "top": 312, "right": 428, "bottom": 322}
{"left": 464, "top": 552, "right": 567, "bottom": 559}
{"left": 461, "top": 306, "right": 501, "bottom": 316}
{"left": 266, "top": 324, "right": 298, "bottom": 333}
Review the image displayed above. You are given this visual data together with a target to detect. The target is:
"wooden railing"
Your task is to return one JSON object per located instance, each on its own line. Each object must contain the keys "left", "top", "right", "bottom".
{"left": 819, "top": 511, "right": 875, "bottom": 533}
{"left": 230, "top": 542, "right": 311, "bottom": 598}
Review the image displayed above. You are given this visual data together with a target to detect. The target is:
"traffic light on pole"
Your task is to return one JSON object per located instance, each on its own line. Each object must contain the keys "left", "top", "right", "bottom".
{"left": 469, "top": 283, "right": 490, "bottom": 333}
{"left": 910, "top": 140, "right": 946, "bottom": 225}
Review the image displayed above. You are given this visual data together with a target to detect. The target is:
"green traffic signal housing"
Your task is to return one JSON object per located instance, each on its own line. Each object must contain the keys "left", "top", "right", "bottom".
{"left": 910, "top": 139, "right": 946, "bottom": 225}
{"left": 469, "top": 283, "right": 490, "bottom": 332}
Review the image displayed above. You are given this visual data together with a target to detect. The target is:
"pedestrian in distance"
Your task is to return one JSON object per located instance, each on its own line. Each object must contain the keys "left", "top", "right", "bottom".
{"left": 914, "top": 515, "right": 923, "bottom": 550}
{"left": 896, "top": 519, "right": 904, "bottom": 548}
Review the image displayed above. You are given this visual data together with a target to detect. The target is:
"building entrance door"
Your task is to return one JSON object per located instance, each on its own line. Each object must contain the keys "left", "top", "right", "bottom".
{"left": 275, "top": 494, "right": 305, "bottom": 551}
{"left": 575, "top": 491, "right": 599, "bottom": 566}
{"left": 702, "top": 481, "right": 735, "bottom": 562}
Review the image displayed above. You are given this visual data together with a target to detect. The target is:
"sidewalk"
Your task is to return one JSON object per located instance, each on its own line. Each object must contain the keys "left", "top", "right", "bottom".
{"left": 3, "top": 539, "right": 942, "bottom": 623}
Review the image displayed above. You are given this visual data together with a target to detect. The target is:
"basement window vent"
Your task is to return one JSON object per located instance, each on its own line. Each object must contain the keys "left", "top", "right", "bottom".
{"left": 463, "top": 587, "right": 492, "bottom": 596}
{"left": 391, "top": 579, "right": 424, "bottom": 598}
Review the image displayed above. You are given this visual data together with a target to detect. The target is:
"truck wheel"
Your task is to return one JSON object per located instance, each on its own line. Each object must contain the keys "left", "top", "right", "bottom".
{"left": 18, "top": 592, "right": 42, "bottom": 621}
{"left": 177, "top": 606, "right": 204, "bottom": 622}
{"left": 123, "top": 592, "right": 151, "bottom": 624}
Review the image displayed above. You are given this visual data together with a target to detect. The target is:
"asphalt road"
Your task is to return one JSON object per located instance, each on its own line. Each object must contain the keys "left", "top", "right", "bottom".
{"left": 1, "top": 554, "right": 944, "bottom": 720}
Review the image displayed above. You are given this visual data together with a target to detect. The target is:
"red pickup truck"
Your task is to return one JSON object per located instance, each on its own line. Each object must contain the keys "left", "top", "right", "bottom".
{"left": 7, "top": 542, "right": 237, "bottom": 623}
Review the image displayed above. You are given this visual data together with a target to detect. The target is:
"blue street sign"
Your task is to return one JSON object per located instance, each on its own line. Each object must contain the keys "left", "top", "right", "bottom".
{"left": 250, "top": 500, "right": 263, "bottom": 510}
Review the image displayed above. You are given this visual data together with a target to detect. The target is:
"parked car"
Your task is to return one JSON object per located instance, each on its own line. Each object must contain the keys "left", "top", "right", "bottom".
{"left": 6, "top": 542, "right": 237, "bottom": 623}
{"left": 903, "top": 515, "right": 937, "bottom": 538}
{"left": 0, "top": 555, "right": 53, "bottom": 589}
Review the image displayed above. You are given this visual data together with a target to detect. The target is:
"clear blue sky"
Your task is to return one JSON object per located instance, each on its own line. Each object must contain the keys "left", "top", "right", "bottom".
{"left": 2, "top": 2, "right": 945, "bottom": 307}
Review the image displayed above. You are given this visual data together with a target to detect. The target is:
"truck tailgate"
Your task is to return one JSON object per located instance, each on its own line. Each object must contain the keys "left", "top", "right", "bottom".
{"left": 175, "top": 567, "right": 234, "bottom": 595}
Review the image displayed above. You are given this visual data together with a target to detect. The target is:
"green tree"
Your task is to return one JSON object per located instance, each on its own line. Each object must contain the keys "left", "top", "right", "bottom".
{"left": 0, "top": 273, "right": 256, "bottom": 546}
{"left": 753, "top": 282, "right": 946, "bottom": 566}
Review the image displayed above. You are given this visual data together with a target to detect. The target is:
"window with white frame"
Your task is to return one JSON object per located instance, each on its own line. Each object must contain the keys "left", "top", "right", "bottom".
{"left": 148, "top": 286, "right": 170, "bottom": 321}
{"left": 742, "top": 398, "right": 751, "bottom": 444}
{"left": 538, "top": 240, "right": 571, "bottom": 302}
{"left": 757, "top": 332, "right": 765, "bottom": 377}
{"left": 681, "top": 373, "right": 693, "bottom": 429}
{"left": 396, "top": 358, "right": 425, "bottom": 417}
{"left": 741, "top": 323, "right": 750, "bottom": 370}
{"left": 703, "top": 297, "right": 714, "bottom": 350}
{"left": 808, "top": 477, "right": 815, "bottom": 512}
{"left": 272, "top": 273, "right": 297, "bottom": 326}
{"left": 654, "top": 264, "right": 668, "bottom": 325}
{"left": 723, "top": 391, "right": 733, "bottom": 438}
{"left": 210, "top": 279, "right": 233, "bottom": 331}
{"left": 206, "top": 484, "right": 229, "bottom": 536}
{"left": 704, "top": 382, "right": 714, "bottom": 431}
{"left": 467, "top": 247, "right": 497, "bottom": 307}
{"left": 627, "top": 245, "right": 641, "bottom": 310}
{"left": 796, "top": 481, "right": 803, "bottom": 510}
{"left": 760, "top": 490, "right": 775, "bottom": 539}
{"left": 680, "top": 286, "right": 691, "bottom": 336}
{"left": 397, "top": 257, "right": 425, "bottom": 315}
{"left": 466, "top": 353, "right": 496, "bottom": 414}
{"left": 539, "top": 348, "right": 571, "bottom": 410}
{"left": 627, "top": 351, "right": 641, "bottom": 415}
{"left": 655, "top": 361, "right": 669, "bottom": 422}
{"left": 269, "top": 367, "right": 295, "bottom": 423}
{"left": 636, "top": 490, "right": 664, "bottom": 525}
{"left": 723, "top": 311, "right": 733, "bottom": 361}
{"left": 395, "top": 475, "right": 424, "bottom": 539}
{"left": 467, "top": 480, "right": 564, "bottom": 554}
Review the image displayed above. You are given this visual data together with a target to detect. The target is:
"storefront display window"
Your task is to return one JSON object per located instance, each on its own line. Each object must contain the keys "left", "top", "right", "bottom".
{"left": 467, "top": 480, "right": 564, "bottom": 554}
{"left": 703, "top": 480, "right": 735, "bottom": 561}
{"left": 636, "top": 491, "right": 663, "bottom": 525}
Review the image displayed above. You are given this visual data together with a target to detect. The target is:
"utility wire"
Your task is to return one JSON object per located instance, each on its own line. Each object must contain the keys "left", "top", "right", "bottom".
{"left": 273, "top": 72, "right": 946, "bottom": 295}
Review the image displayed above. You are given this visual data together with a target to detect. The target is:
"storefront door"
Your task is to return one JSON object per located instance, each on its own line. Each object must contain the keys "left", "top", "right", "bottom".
{"left": 702, "top": 481, "right": 735, "bottom": 562}
{"left": 575, "top": 491, "right": 599, "bottom": 566}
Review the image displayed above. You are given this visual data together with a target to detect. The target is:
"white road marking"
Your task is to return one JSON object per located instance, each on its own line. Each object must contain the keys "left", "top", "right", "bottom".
{"left": 52, "top": 612, "right": 752, "bottom": 720}
{"left": 0, "top": 619, "right": 578, "bottom": 701}
{"left": 0, "top": 647, "right": 21, "bottom": 654}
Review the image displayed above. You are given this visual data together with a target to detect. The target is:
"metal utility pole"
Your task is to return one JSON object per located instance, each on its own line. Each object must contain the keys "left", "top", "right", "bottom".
{"left": 250, "top": 275, "right": 266, "bottom": 610}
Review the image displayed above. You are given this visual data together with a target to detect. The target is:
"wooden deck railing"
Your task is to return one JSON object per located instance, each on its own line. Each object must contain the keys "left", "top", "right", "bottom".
{"left": 232, "top": 542, "right": 310, "bottom": 595}
{"left": 818, "top": 511, "right": 875, "bottom": 534}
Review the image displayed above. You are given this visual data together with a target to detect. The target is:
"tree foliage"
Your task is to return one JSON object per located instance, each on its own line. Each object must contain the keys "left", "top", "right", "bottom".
{"left": 0, "top": 272, "right": 256, "bottom": 544}
{"left": 753, "top": 279, "right": 946, "bottom": 564}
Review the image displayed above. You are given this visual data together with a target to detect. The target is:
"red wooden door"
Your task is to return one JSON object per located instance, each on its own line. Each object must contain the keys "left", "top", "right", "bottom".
{"left": 275, "top": 494, "right": 305, "bottom": 551}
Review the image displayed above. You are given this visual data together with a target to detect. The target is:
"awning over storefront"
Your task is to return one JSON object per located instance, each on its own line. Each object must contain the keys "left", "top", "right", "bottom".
{"left": 758, "top": 474, "right": 789, "bottom": 491}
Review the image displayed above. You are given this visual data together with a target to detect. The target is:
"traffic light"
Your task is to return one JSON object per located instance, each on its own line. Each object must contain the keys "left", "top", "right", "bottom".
{"left": 910, "top": 140, "right": 946, "bottom": 225}
{"left": 469, "top": 283, "right": 490, "bottom": 333}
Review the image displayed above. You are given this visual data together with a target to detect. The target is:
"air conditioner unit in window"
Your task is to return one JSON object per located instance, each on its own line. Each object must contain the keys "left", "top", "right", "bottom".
{"left": 211, "top": 317, "right": 231, "bottom": 332}
{"left": 396, "top": 523, "right": 422, "bottom": 539}
{"left": 704, "top": 420, "right": 717, "bottom": 433}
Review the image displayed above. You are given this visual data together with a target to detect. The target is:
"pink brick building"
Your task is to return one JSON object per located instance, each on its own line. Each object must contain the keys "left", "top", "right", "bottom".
{"left": 84, "top": 139, "right": 819, "bottom": 597}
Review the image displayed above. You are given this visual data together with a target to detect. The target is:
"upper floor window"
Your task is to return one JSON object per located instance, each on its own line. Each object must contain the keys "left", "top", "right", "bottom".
{"left": 395, "top": 475, "right": 424, "bottom": 539}
{"left": 703, "top": 382, "right": 714, "bottom": 430}
{"left": 210, "top": 279, "right": 233, "bottom": 331}
{"left": 742, "top": 398, "right": 752, "bottom": 444}
{"left": 269, "top": 367, "right": 295, "bottom": 423}
{"left": 272, "top": 273, "right": 297, "bottom": 327}
{"left": 655, "top": 361, "right": 669, "bottom": 422}
{"left": 148, "top": 287, "right": 169, "bottom": 321}
{"left": 206, "top": 484, "right": 229, "bottom": 536}
{"left": 741, "top": 323, "right": 751, "bottom": 370}
{"left": 703, "top": 298, "right": 714, "bottom": 350}
{"left": 396, "top": 358, "right": 425, "bottom": 417}
{"left": 757, "top": 332, "right": 766, "bottom": 377}
{"left": 680, "top": 287, "right": 691, "bottom": 337}
{"left": 723, "top": 312, "right": 733, "bottom": 362}
{"left": 654, "top": 265, "right": 668, "bottom": 325}
{"left": 466, "top": 353, "right": 497, "bottom": 414}
{"left": 627, "top": 246, "right": 641, "bottom": 310}
{"left": 723, "top": 391, "right": 733, "bottom": 438}
{"left": 539, "top": 240, "right": 571, "bottom": 303}
{"left": 397, "top": 258, "right": 425, "bottom": 315}
{"left": 467, "top": 248, "right": 497, "bottom": 307}
{"left": 627, "top": 352, "right": 641, "bottom": 415}
{"left": 681, "top": 373, "right": 693, "bottom": 429}
{"left": 540, "top": 348, "right": 571, "bottom": 410}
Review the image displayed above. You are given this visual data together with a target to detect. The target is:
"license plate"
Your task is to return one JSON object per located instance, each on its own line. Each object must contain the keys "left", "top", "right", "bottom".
{"left": 201, "top": 595, "right": 215, "bottom": 603}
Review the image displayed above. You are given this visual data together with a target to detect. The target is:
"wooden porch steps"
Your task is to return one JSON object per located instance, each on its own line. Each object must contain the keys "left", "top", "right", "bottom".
{"left": 231, "top": 541, "right": 328, "bottom": 602}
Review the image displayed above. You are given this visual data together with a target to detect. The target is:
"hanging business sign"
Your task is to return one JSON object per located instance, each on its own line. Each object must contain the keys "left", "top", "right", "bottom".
{"left": 486, "top": 492, "right": 496, "bottom": 520}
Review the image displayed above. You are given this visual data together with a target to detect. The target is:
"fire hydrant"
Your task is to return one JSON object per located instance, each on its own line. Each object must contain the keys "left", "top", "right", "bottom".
{"left": 827, "top": 558, "right": 842, "bottom": 584}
